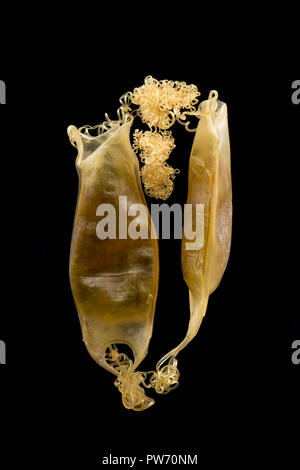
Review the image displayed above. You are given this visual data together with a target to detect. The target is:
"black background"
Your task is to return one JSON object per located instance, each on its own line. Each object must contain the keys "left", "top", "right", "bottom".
{"left": 0, "top": 68, "right": 299, "bottom": 467}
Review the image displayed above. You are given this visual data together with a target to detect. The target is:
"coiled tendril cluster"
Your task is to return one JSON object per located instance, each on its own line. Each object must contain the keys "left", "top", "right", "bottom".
{"left": 131, "top": 76, "right": 200, "bottom": 129}
{"left": 149, "top": 356, "right": 180, "bottom": 394}
{"left": 132, "top": 129, "right": 178, "bottom": 200}
{"left": 105, "top": 345, "right": 154, "bottom": 411}
{"left": 130, "top": 76, "right": 200, "bottom": 200}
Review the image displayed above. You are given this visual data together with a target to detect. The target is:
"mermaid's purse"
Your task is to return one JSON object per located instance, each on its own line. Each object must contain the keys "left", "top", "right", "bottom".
{"left": 68, "top": 120, "right": 159, "bottom": 411}
{"left": 151, "top": 92, "right": 232, "bottom": 393}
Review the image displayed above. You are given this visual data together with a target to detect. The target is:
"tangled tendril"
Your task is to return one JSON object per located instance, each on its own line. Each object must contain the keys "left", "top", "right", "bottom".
{"left": 130, "top": 76, "right": 200, "bottom": 199}
{"left": 131, "top": 76, "right": 200, "bottom": 129}
{"left": 77, "top": 92, "right": 134, "bottom": 138}
{"left": 150, "top": 356, "right": 180, "bottom": 394}
{"left": 105, "top": 345, "right": 154, "bottom": 411}
{"left": 133, "top": 129, "right": 175, "bottom": 163}
{"left": 133, "top": 130, "right": 179, "bottom": 200}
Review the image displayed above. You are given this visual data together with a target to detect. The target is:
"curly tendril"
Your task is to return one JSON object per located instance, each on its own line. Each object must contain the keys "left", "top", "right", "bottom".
{"left": 77, "top": 91, "right": 133, "bottom": 138}
{"left": 105, "top": 345, "right": 154, "bottom": 411}
{"left": 130, "top": 75, "right": 200, "bottom": 129}
{"left": 149, "top": 356, "right": 180, "bottom": 394}
{"left": 129, "top": 76, "right": 201, "bottom": 199}
{"left": 133, "top": 129, "right": 178, "bottom": 200}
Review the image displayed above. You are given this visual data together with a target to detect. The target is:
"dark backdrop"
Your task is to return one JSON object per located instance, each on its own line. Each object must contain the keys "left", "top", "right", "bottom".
{"left": 0, "top": 70, "right": 299, "bottom": 466}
